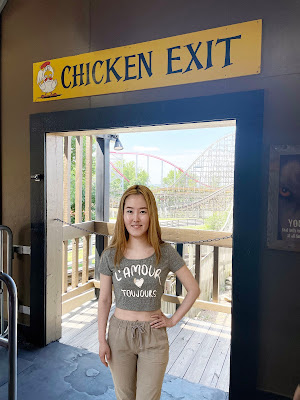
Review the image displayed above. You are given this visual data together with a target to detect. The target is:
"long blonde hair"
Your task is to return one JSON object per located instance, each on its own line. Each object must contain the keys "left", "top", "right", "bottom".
{"left": 109, "top": 185, "right": 163, "bottom": 266}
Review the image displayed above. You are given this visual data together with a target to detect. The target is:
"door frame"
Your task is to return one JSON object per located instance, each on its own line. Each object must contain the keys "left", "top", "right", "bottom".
{"left": 30, "top": 90, "right": 264, "bottom": 399}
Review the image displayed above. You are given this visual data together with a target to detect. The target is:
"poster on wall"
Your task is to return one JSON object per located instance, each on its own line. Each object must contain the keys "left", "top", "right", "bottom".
{"left": 267, "top": 145, "right": 300, "bottom": 251}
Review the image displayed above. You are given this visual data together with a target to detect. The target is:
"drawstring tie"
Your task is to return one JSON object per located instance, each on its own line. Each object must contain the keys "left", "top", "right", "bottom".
{"left": 131, "top": 322, "right": 146, "bottom": 349}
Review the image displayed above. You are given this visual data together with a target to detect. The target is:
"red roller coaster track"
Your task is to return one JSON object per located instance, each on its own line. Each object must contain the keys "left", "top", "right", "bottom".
{"left": 110, "top": 161, "right": 130, "bottom": 182}
{"left": 110, "top": 151, "right": 210, "bottom": 187}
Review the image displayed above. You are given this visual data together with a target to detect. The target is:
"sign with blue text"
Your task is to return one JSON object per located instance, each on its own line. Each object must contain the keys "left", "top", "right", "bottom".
{"left": 33, "top": 19, "right": 262, "bottom": 102}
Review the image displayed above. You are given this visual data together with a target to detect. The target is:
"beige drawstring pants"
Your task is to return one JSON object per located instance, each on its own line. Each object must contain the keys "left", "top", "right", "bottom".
{"left": 107, "top": 314, "right": 169, "bottom": 400}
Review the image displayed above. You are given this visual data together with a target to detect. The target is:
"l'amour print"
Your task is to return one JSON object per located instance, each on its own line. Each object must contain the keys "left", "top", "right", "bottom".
{"left": 114, "top": 263, "right": 162, "bottom": 298}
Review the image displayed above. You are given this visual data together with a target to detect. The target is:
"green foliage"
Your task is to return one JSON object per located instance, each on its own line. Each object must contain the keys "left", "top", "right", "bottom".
{"left": 201, "top": 211, "right": 228, "bottom": 231}
{"left": 70, "top": 136, "right": 96, "bottom": 223}
{"left": 110, "top": 160, "right": 149, "bottom": 197}
{"left": 186, "top": 176, "right": 197, "bottom": 188}
{"left": 162, "top": 169, "right": 197, "bottom": 188}
{"left": 70, "top": 146, "right": 150, "bottom": 223}
{"left": 162, "top": 169, "right": 182, "bottom": 187}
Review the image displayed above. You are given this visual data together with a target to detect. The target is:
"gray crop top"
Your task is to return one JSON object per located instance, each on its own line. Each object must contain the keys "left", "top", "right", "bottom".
{"left": 99, "top": 243, "right": 185, "bottom": 311}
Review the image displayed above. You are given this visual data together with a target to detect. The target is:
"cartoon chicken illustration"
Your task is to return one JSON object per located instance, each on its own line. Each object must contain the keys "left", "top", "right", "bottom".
{"left": 37, "top": 61, "right": 58, "bottom": 98}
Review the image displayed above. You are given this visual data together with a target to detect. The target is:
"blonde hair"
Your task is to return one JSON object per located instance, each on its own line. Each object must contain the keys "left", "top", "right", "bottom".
{"left": 109, "top": 185, "right": 163, "bottom": 266}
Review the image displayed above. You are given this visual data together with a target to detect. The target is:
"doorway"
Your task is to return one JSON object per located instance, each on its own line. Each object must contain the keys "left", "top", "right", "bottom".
{"left": 30, "top": 90, "right": 264, "bottom": 399}
{"left": 56, "top": 121, "right": 235, "bottom": 393}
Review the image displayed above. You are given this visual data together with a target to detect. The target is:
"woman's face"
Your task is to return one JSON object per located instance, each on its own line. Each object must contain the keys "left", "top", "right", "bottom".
{"left": 123, "top": 194, "right": 150, "bottom": 240}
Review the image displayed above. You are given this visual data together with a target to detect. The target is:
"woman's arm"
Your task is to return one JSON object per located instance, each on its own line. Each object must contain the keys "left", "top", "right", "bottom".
{"left": 98, "top": 273, "right": 112, "bottom": 366}
{"left": 151, "top": 265, "right": 200, "bottom": 328}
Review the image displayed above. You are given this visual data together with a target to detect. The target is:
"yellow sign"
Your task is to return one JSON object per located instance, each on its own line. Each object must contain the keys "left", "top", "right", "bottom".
{"left": 33, "top": 20, "right": 262, "bottom": 102}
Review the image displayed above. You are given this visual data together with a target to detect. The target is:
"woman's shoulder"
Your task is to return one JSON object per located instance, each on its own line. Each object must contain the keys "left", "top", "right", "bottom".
{"left": 160, "top": 242, "right": 185, "bottom": 271}
{"left": 160, "top": 242, "right": 184, "bottom": 258}
{"left": 101, "top": 246, "right": 116, "bottom": 260}
{"left": 160, "top": 242, "right": 175, "bottom": 254}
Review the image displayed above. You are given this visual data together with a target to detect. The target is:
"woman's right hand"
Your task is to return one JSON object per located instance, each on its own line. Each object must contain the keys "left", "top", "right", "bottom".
{"left": 99, "top": 340, "right": 111, "bottom": 367}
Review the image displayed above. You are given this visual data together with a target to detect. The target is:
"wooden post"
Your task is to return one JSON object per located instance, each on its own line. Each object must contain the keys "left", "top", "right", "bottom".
{"left": 46, "top": 135, "right": 63, "bottom": 343}
{"left": 62, "top": 136, "right": 71, "bottom": 293}
{"left": 176, "top": 243, "right": 183, "bottom": 310}
{"left": 72, "top": 136, "right": 83, "bottom": 288}
{"left": 95, "top": 136, "right": 110, "bottom": 296}
{"left": 213, "top": 246, "right": 220, "bottom": 303}
{"left": 62, "top": 241, "right": 68, "bottom": 293}
{"left": 82, "top": 136, "right": 92, "bottom": 284}
{"left": 63, "top": 136, "right": 71, "bottom": 223}
{"left": 195, "top": 244, "right": 201, "bottom": 289}
{"left": 75, "top": 136, "right": 83, "bottom": 222}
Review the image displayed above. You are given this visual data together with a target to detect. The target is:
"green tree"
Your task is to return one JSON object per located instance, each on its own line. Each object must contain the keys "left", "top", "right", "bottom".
{"left": 70, "top": 142, "right": 150, "bottom": 223}
{"left": 110, "top": 160, "right": 149, "bottom": 197}
{"left": 163, "top": 169, "right": 197, "bottom": 188}
{"left": 202, "top": 211, "right": 228, "bottom": 231}
{"left": 163, "top": 169, "right": 183, "bottom": 187}
{"left": 70, "top": 136, "right": 96, "bottom": 223}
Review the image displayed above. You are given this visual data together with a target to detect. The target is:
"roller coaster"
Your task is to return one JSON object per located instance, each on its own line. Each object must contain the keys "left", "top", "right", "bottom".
{"left": 110, "top": 133, "right": 235, "bottom": 231}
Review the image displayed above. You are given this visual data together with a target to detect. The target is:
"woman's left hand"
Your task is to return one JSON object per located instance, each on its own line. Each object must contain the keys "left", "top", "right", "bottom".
{"left": 150, "top": 313, "right": 175, "bottom": 328}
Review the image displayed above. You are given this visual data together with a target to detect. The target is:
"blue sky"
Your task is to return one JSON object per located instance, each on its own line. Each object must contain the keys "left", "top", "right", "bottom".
{"left": 110, "top": 124, "right": 236, "bottom": 184}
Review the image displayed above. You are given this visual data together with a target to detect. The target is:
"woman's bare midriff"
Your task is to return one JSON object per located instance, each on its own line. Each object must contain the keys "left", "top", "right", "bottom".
{"left": 114, "top": 307, "right": 162, "bottom": 322}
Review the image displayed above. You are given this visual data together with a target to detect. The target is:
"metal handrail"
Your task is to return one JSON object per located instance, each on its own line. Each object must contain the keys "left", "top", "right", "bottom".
{"left": 0, "top": 272, "right": 17, "bottom": 399}
{"left": 0, "top": 226, "right": 17, "bottom": 400}
{"left": 0, "top": 225, "right": 13, "bottom": 338}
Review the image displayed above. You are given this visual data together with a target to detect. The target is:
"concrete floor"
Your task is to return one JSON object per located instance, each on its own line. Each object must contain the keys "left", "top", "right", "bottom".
{"left": 0, "top": 342, "right": 229, "bottom": 400}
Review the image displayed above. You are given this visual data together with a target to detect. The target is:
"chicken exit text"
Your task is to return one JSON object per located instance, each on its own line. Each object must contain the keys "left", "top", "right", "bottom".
{"left": 61, "top": 35, "right": 241, "bottom": 89}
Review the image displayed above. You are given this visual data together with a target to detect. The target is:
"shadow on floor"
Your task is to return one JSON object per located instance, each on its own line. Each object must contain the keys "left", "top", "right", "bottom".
{"left": 0, "top": 342, "right": 228, "bottom": 400}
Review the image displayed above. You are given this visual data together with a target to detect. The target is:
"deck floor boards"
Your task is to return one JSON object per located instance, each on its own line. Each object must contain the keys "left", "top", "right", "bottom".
{"left": 167, "top": 319, "right": 212, "bottom": 377}
{"left": 198, "top": 324, "right": 231, "bottom": 388}
{"left": 167, "top": 317, "right": 195, "bottom": 372}
{"left": 184, "top": 323, "right": 223, "bottom": 383}
{"left": 60, "top": 299, "right": 231, "bottom": 392}
{"left": 216, "top": 347, "right": 231, "bottom": 392}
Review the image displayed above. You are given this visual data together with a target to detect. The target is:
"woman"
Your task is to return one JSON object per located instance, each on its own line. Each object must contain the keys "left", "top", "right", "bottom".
{"left": 98, "top": 185, "right": 200, "bottom": 400}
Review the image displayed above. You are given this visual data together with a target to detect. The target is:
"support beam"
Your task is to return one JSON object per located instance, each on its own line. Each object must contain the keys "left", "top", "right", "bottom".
{"left": 83, "top": 136, "right": 93, "bottom": 284}
{"left": 46, "top": 135, "right": 63, "bottom": 343}
{"left": 195, "top": 244, "right": 202, "bottom": 287}
{"left": 95, "top": 137, "right": 110, "bottom": 295}
{"left": 176, "top": 243, "right": 183, "bottom": 310}
{"left": 213, "top": 247, "right": 220, "bottom": 303}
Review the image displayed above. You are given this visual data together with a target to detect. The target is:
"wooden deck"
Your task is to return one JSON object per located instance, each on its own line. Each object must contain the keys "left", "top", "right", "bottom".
{"left": 60, "top": 298, "right": 231, "bottom": 393}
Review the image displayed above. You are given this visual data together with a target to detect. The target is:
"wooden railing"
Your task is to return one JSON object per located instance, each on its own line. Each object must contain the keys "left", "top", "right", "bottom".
{"left": 61, "top": 220, "right": 232, "bottom": 315}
